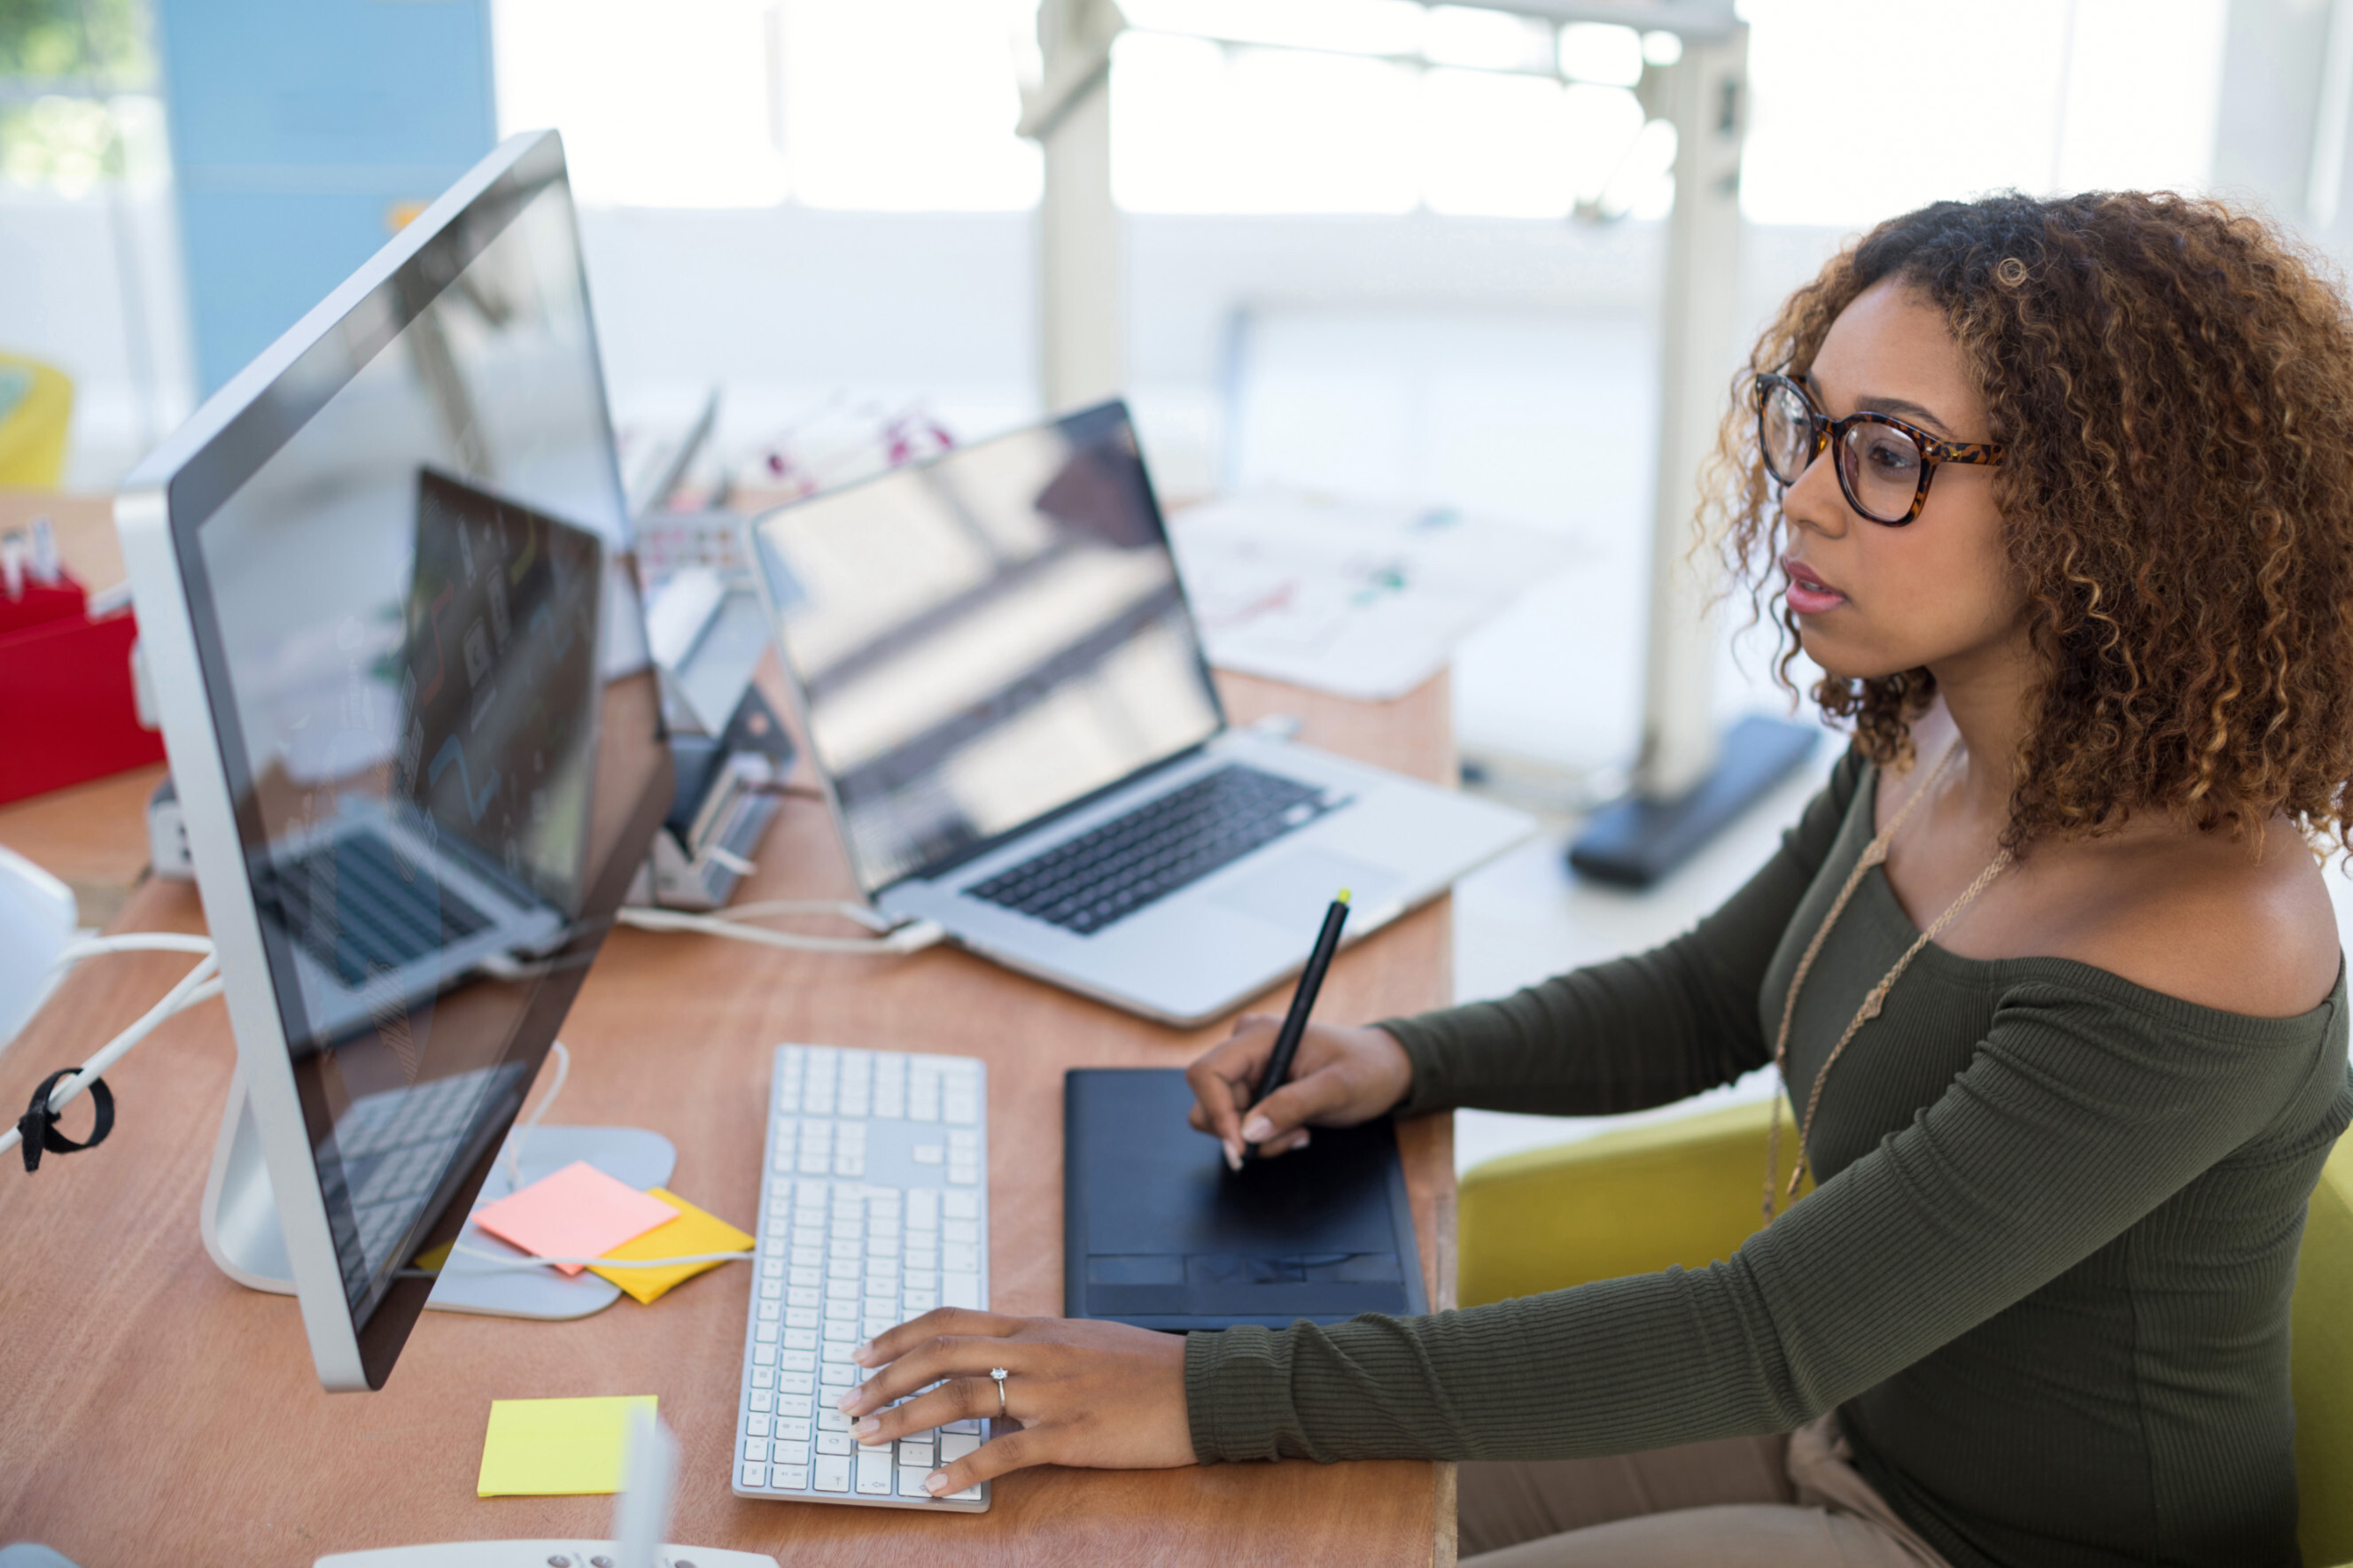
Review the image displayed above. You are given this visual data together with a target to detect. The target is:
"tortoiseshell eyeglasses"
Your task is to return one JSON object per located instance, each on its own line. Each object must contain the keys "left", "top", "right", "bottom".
{"left": 1754, "top": 372, "right": 2003, "bottom": 526}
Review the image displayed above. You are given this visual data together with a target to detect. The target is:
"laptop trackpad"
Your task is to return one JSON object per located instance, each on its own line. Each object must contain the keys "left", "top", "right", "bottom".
{"left": 1213, "top": 848, "right": 1402, "bottom": 929}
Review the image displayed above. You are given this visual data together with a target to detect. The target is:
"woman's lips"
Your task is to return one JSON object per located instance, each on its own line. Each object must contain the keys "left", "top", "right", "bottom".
{"left": 1782, "top": 557, "right": 1846, "bottom": 615}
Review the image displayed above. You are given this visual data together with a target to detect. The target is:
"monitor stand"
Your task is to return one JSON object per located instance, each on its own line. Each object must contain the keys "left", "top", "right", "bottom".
{"left": 199, "top": 1060, "right": 678, "bottom": 1321}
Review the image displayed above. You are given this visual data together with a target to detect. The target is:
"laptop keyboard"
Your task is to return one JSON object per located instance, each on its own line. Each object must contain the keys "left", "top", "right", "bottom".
{"left": 268, "top": 833, "right": 491, "bottom": 984}
{"left": 967, "top": 764, "right": 1340, "bottom": 935}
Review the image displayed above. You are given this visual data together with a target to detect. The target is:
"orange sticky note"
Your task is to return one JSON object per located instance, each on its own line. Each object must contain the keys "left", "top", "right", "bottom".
{"left": 471, "top": 1160, "right": 679, "bottom": 1276}
{"left": 587, "top": 1188, "right": 754, "bottom": 1304}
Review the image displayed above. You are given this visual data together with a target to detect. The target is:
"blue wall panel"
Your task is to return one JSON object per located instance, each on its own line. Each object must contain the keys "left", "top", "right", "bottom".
{"left": 156, "top": 0, "right": 497, "bottom": 393}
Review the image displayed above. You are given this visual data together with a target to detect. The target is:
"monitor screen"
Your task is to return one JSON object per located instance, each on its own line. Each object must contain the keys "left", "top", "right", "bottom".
{"left": 159, "top": 136, "right": 670, "bottom": 1349}
{"left": 749, "top": 402, "right": 1223, "bottom": 892}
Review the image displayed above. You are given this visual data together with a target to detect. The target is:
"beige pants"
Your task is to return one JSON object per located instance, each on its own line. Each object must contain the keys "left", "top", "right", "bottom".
{"left": 1458, "top": 1415, "right": 1954, "bottom": 1567}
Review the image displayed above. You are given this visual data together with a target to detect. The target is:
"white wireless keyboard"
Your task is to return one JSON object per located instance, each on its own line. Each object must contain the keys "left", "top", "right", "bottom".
{"left": 732, "top": 1044, "right": 991, "bottom": 1511}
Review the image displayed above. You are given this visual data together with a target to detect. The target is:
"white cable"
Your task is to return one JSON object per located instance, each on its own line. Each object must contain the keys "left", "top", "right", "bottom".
{"left": 723, "top": 898, "right": 895, "bottom": 933}
{"left": 52, "top": 933, "right": 218, "bottom": 964}
{"left": 614, "top": 905, "right": 945, "bottom": 955}
{"left": 502, "top": 1039, "right": 570, "bottom": 1186}
{"left": 2, "top": 946, "right": 221, "bottom": 1161}
{"left": 447, "top": 1240, "right": 752, "bottom": 1271}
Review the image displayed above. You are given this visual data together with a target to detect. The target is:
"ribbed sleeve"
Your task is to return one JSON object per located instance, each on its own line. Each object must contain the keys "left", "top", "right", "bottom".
{"left": 1186, "top": 972, "right": 2342, "bottom": 1471}
{"left": 1379, "top": 749, "right": 1868, "bottom": 1119}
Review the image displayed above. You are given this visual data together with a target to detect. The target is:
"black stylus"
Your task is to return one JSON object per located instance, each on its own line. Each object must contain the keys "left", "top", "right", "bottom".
{"left": 1240, "top": 889, "right": 1352, "bottom": 1164}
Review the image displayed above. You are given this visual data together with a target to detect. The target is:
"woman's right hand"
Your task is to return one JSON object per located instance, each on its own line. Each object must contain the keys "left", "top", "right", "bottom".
{"left": 1185, "top": 1013, "right": 1415, "bottom": 1169}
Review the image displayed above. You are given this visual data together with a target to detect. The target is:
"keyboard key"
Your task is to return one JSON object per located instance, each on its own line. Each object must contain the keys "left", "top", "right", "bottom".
{"left": 776, "top": 1463, "right": 811, "bottom": 1491}
{"left": 944, "top": 1191, "right": 979, "bottom": 1220}
{"left": 943, "top": 1272, "right": 981, "bottom": 1308}
{"left": 741, "top": 1461, "right": 768, "bottom": 1489}
{"left": 777, "top": 1440, "right": 811, "bottom": 1467}
{"left": 942, "top": 1244, "right": 980, "bottom": 1273}
{"left": 749, "top": 1390, "right": 773, "bottom": 1413}
{"left": 745, "top": 1439, "right": 770, "bottom": 1463}
{"left": 817, "top": 1432, "right": 852, "bottom": 1456}
{"left": 943, "top": 1219, "right": 979, "bottom": 1244}
{"left": 746, "top": 1414, "right": 772, "bottom": 1438}
{"left": 941, "top": 1432, "right": 981, "bottom": 1462}
{"left": 897, "top": 1439, "right": 934, "bottom": 1468}
{"left": 782, "top": 1350, "right": 817, "bottom": 1371}
{"left": 856, "top": 1450, "right": 894, "bottom": 1494}
{"left": 899, "top": 1467, "right": 935, "bottom": 1498}
{"left": 814, "top": 1455, "right": 851, "bottom": 1493}
{"left": 782, "top": 1372, "right": 814, "bottom": 1393}
{"left": 777, "top": 1417, "right": 811, "bottom": 1441}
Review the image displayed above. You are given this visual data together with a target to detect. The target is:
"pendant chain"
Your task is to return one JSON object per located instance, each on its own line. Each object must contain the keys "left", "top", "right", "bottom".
{"left": 1763, "top": 742, "right": 2012, "bottom": 1222}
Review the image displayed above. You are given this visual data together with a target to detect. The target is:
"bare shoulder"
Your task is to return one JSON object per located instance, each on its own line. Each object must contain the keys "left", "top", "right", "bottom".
{"left": 2046, "top": 819, "right": 2341, "bottom": 1020}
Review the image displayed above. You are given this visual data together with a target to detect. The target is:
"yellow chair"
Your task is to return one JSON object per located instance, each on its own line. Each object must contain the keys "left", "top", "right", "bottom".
{"left": 1457, "top": 1100, "right": 2353, "bottom": 1565}
{"left": 0, "top": 353, "right": 73, "bottom": 489}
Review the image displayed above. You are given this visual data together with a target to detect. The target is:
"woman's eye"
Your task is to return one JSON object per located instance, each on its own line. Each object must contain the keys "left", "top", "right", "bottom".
{"left": 1860, "top": 431, "right": 1920, "bottom": 474}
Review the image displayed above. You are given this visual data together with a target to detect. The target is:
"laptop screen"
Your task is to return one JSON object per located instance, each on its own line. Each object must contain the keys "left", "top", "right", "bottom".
{"left": 750, "top": 401, "right": 1223, "bottom": 892}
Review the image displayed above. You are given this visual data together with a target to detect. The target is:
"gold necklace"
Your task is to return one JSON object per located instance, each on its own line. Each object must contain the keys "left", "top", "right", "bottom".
{"left": 1763, "top": 741, "right": 2013, "bottom": 1221}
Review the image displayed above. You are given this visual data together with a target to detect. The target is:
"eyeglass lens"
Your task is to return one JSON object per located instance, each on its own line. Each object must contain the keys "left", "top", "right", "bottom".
{"left": 1759, "top": 379, "right": 1926, "bottom": 524}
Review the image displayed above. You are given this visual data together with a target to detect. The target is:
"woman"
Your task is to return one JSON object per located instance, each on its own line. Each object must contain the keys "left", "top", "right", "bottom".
{"left": 838, "top": 192, "right": 2353, "bottom": 1566}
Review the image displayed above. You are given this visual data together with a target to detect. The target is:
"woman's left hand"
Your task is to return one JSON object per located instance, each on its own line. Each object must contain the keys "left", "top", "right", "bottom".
{"left": 841, "top": 1308, "right": 1196, "bottom": 1496}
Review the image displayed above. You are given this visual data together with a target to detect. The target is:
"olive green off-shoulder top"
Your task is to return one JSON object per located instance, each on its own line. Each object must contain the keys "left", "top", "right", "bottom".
{"left": 1183, "top": 749, "right": 2352, "bottom": 1568}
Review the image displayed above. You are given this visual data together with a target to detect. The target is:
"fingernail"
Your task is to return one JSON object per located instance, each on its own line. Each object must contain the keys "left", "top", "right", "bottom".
{"left": 1291, "top": 1129, "right": 1311, "bottom": 1149}
{"left": 1223, "top": 1139, "right": 1242, "bottom": 1172}
{"left": 835, "top": 1389, "right": 860, "bottom": 1412}
{"left": 851, "top": 1341, "right": 876, "bottom": 1365}
{"left": 1241, "top": 1115, "right": 1274, "bottom": 1143}
{"left": 852, "top": 1417, "right": 881, "bottom": 1439}
{"left": 925, "top": 1471, "right": 951, "bottom": 1495}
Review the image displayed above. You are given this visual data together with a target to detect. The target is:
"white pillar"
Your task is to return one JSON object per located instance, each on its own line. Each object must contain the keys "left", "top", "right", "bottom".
{"left": 1023, "top": 0, "right": 1125, "bottom": 412}
{"left": 1635, "top": 24, "right": 1747, "bottom": 800}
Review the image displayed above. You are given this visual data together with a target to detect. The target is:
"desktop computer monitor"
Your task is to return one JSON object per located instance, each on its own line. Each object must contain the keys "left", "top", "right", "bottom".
{"left": 117, "top": 131, "right": 673, "bottom": 1391}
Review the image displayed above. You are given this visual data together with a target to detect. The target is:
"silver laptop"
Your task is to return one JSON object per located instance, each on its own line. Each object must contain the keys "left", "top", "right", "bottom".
{"left": 744, "top": 400, "right": 1534, "bottom": 1025}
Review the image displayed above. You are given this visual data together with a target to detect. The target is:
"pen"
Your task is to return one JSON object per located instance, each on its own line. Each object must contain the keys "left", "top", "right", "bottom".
{"left": 1240, "top": 888, "right": 1351, "bottom": 1165}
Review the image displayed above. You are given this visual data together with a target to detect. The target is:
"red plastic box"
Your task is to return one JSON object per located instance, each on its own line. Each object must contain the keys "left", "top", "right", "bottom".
{"left": 0, "top": 571, "right": 166, "bottom": 805}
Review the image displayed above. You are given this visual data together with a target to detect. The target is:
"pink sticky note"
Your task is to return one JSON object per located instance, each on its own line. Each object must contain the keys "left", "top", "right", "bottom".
{"left": 472, "top": 1161, "right": 680, "bottom": 1276}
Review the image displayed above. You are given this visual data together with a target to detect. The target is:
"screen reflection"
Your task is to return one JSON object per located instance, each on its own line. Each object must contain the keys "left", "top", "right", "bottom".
{"left": 752, "top": 403, "right": 1223, "bottom": 892}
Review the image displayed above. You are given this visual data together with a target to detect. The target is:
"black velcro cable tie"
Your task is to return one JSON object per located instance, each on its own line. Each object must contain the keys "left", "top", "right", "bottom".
{"left": 19, "top": 1068, "right": 114, "bottom": 1174}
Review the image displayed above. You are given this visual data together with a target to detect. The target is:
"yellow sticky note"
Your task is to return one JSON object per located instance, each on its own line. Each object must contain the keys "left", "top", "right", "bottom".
{"left": 478, "top": 1394, "right": 656, "bottom": 1497}
{"left": 587, "top": 1188, "right": 754, "bottom": 1304}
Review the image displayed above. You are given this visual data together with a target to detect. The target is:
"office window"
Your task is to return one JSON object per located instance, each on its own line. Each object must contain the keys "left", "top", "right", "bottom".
{"left": 0, "top": 0, "right": 167, "bottom": 197}
{"left": 492, "top": 0, "right": 1039, "bottom": 210}
{"left": 1111, "top": 21, "right": 1666, "bottom": 219}
{"left": 1741, "top": 0, "right": 2229, "bottom": 225}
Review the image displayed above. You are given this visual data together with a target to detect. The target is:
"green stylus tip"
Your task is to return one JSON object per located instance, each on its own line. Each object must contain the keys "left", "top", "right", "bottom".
{"left": 1339, "top": 889, "right": 1351, "bottom": 903}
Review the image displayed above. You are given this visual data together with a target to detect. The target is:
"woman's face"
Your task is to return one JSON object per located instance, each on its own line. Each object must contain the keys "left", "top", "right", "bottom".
{"left": 1778, "top": 279, "right": 2025, "bottom": 683}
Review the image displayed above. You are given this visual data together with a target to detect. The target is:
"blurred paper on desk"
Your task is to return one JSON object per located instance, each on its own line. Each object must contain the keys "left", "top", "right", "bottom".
{"left": 1168, "top": 492, "right": 1581, "bottom": 702}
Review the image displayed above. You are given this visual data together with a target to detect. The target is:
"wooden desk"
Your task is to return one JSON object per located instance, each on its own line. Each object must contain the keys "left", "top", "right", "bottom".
{"left": 0, "top": 670, "right": 1461, "bottom": 1567}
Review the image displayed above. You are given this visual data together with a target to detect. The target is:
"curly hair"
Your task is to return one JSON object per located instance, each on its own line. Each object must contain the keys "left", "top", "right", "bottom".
{"left": 1714, "top": 190, "right": 2353, "bottom": 856}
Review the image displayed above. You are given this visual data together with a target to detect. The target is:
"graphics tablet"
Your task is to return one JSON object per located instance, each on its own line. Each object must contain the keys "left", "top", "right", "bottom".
{"left": 1063, "top": 1067, "right": 1428, "bottom": 1330}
